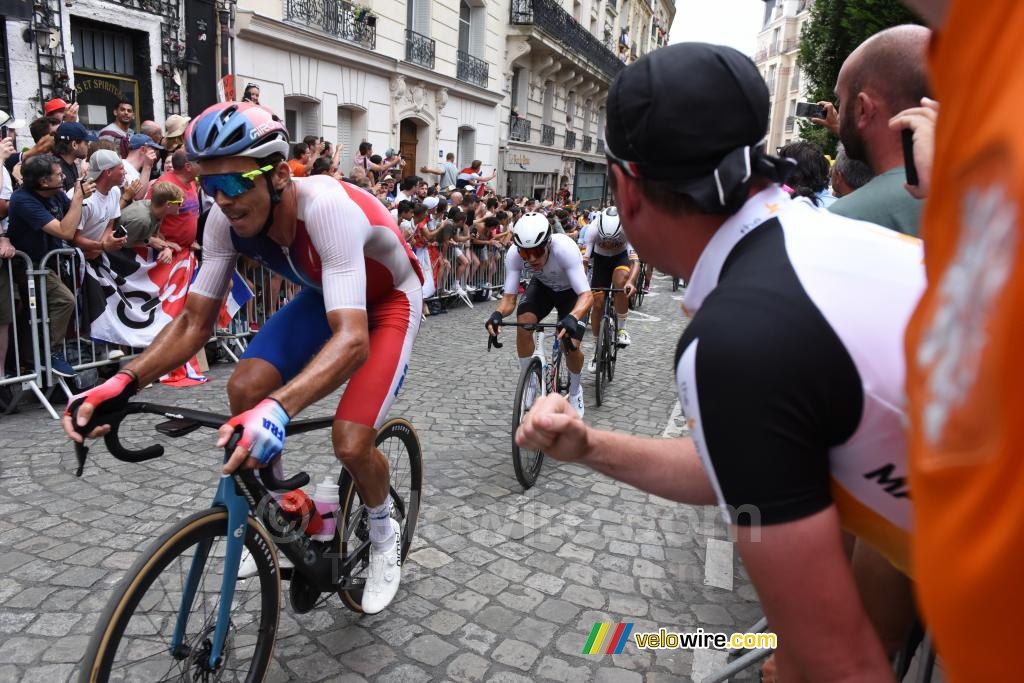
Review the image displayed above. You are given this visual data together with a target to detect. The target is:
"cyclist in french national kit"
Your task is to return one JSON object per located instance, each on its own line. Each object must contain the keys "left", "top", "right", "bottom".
{"left": 517, "top": 43, "right": 925, "bottom": 681}
{"left": 62, "top": 102, "right": 423, "bottom": 615}
{"left": 485, "top": 212, "right": 593, "bottom": 417}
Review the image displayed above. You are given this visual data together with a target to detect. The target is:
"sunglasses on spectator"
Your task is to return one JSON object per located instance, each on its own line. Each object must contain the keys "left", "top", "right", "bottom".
{"left": 198, "top": 165, "right": 274, "bottom": 198}
{"left": 518, "top": 245, "right": 547, "bottom": 260}
{"left": 166, "top": 198, "right": 184, "bottom": 205}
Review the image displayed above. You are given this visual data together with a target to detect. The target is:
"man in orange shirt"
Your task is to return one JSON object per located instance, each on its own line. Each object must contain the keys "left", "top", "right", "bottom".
{"left": 287, "top": 142, "right": 312, "bottom": 178}
{"left": 898, "top": 1, "right": 1024, "bottom": 679}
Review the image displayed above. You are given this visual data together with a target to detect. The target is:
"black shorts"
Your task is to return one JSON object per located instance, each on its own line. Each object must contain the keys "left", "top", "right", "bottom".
{"left": 517, "top": 279, "right": 577, "bottom": 321}
{"left": 590, "top": 250, "right": 631, "bottom": 289}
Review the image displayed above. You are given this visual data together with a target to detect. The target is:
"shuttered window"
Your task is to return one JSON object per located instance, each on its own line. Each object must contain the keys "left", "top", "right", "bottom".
{"left": 0, "top": 19, "right": 11, "bottom": 114}
{"left": 336, "top": 107, "right": 353, "bottom": 161}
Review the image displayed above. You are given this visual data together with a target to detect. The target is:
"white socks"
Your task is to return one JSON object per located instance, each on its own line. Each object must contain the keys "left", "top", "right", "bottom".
{"left": 569, "top": 371, "right": 581, "bottom": 394}
{"left": 367, "top": 496, "right": 394, "bottom": 549}
{"left": 519, "top": 356, "right": 533, "bottom": 371}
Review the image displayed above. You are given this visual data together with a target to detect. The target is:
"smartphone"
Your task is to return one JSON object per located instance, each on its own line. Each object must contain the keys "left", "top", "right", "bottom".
{"left": 795, "top": 102, "right": 826, "bottom": 119}
{"left": 901, "top": 128, "right": 919, "bottom": 186}
{"left": 0, "top": 126, "right": 7, "bottom": 140}
{"left": 69, "top": 89, "right": 76, "bottom": 104}
{"left": 113, "top": 225, "right": 128, "bottom": 239}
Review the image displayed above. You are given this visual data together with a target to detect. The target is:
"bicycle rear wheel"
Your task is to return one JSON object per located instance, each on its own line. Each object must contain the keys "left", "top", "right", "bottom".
{"left": 635, "top": 263, "right": 647, "bottom": 309}
{"left": 337, "top": 418, "right": 424, "bottom": 612}
{"left": 80, "top": 509, "right": 280, "bottom": 683}
{"left": 510, "top": 357, "right": 545, "bottom": 489}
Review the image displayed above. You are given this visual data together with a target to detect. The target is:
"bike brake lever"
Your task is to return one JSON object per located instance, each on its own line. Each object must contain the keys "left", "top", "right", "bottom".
{"left": 488, "top": 334, "right": 503, "bottom": 351}
{"left": 74, "top": 442, "right": 88, "bottom": 477}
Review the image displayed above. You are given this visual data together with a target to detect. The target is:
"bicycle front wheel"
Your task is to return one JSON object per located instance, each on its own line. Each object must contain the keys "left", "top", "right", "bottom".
{"left": 511, "top": 357, "right": 545, "bottom": 489}
{"left": 80, "top": 509, "right": 281, "bottom": 683}
{"left": 337, "top": 418, "right": 424, "bottom": 612}
{"left": 606, "top": 313, "right": 618, "bottom": 383}
{"left": 595, "top": 317, "right": 609, "bottom": 406}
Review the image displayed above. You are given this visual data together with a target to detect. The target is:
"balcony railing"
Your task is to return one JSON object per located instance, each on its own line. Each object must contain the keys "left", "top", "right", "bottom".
{"left": 541, "top": 124, "right": 555, "bottom": 146}
{"left": 596, "top": 139, "right": 605, "bottom": 155}
{"left": 405, "top": 29, "right": 435, "bottom": 69}
{"left": 754, "top": 49, "right": 767, "bottom": 62}
{"left": 511, "top": 0, "right": 624, "bottom": 81}
{"left": 782, "top": 37, "right": 798, "bottom": 53}
{"left": 457, "top": 49, "right": 489, "bottom": 87}
{"left": 582, "top": 135, "right": 592, "bottom": 152}
{"left": 284, "top": 0, "right": 376, "bottom": 49}
{"left": 509, "top": 116, "right": 531, "bottom": 142}
{"left": 564, "top": 130, "right": 576, "bottom": 150}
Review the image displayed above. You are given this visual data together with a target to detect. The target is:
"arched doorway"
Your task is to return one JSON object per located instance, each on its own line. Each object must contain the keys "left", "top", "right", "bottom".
{"left": 399, "top": 119, "right": 418, "bottom": 179}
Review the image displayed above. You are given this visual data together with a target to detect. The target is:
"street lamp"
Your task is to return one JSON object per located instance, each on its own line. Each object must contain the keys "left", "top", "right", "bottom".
{"left": 178, "top": 51, "right": 203, "bottom": 77}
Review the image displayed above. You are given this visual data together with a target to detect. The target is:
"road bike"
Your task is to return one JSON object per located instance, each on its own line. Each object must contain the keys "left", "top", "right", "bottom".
{"left": 590, "top": 287, "right": 624, "bottom": 407}
{"left": 488, "top": 322, "right": 575, "bottom": 489}
{"left": 70, "top": 401, "right": 422, "bottom": 682}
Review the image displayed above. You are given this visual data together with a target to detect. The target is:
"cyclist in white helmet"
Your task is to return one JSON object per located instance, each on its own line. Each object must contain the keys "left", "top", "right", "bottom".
{"left": 583, "top": 207, "right": 639, "bottom": 371}
{"left": 485, "top": 212, "right": 593, "bottom": 417}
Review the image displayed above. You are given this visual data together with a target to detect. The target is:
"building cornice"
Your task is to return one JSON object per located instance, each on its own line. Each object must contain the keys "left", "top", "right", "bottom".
{"left": 235, "top": 10, "right": 505, "bottom": 107}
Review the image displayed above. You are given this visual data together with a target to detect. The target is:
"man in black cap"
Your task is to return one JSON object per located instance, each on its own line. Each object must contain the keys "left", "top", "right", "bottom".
{"left": 517, "top": 42, "right": 925, "bottom": 681}
{"left": 53, "top": 122, "right": 97, "bottom": 191}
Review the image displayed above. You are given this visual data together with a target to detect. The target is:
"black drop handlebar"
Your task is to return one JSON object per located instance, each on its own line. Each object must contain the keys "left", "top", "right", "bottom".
{"left": 486, "top": 321, "right": 578, "bottom": 353}
{"left": 68, "top": 401, "right": 334, "bottom": 492}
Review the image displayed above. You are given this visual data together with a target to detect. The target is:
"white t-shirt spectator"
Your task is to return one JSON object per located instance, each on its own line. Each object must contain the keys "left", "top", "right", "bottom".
{"left": 122, "top": 160, "right": 141, "bottom": 186}
{"left": 0, "top": 166, "right": 12, "bottom": 233}
{"left": 78, "top": 186, "right": 122, "bottom": 241}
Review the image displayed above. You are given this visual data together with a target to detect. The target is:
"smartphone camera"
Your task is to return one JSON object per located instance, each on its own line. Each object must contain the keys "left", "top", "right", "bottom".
{"left": 795, "top": 102, "right": 826, "bottom": 119}
{"left": 113, "top": 225, "right": 128, "bottom": 239}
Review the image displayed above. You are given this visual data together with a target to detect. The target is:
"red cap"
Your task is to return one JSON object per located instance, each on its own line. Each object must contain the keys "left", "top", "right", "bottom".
{"left": 44, "top": 98, "right": 69, "bottom": 115}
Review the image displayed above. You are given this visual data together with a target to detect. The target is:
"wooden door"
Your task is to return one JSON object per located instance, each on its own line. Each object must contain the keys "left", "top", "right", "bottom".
{"left": 399, "top": 119, "right": 418, "bottom": 179}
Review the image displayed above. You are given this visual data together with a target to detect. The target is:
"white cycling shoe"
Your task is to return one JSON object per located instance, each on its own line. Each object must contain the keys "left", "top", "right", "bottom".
{"left": 569, "top": 386, "right": 585, "bottom": 418}
{"left": 237, "top": 548, "right": 292, "bottom": 579}
{"left": 616, "top": 329, "right": 632, "bottom": 347}
{"left": 362, "top": 518, "right": 402, "bottom": 614}
{"left": 588, "top": 356, "right": 598, "bottom": 373}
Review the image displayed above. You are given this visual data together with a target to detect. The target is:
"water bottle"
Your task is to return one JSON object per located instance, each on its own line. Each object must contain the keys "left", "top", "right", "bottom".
{"left": 310, "top": 476, "right": 340, "bottom": 541}
{"left": 280, "top": 489, "right": 323, "bottom": 537}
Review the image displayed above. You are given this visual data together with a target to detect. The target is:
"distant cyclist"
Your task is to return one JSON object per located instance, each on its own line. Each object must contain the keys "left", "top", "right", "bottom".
{"left": 485, "top": 212, "right": 593, "bottom": 417}
{"left": 583, "top": 206, "right": 638, "bottom": 372}
{"left": 63, "top": 102, "right": 423, "bottom": 615}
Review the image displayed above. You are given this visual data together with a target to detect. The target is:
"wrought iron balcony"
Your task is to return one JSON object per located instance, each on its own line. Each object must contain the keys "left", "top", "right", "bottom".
{"left": 564, "top": 130, "right": 576, "bottom": 150}
{"left": 457, "top": 49, "right": 489, "bottom": 87}
{"left": 541, "top": 124, "right": 555, "bottom": 146}
{"left": 284, "top": 0, "right": 376, "bottom": 49}
{"left": 596, "top": 139, "right": 605, "bottom": 155}
{"left": 582, "top": 135, "right": 592, "bottom": 152}
{"left": 511, "top": 0, "right": 624, "bottom": 82}
{"left": 509, "top": 116, "right": 531, "bottom": 142}
{"left": 405, "top": 29, "right": 435, "bottom": 69}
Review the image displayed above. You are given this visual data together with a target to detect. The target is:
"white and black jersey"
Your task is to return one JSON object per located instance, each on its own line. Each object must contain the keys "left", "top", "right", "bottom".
{"left": 676, "top": 186, "right": 924, "bottom": 572}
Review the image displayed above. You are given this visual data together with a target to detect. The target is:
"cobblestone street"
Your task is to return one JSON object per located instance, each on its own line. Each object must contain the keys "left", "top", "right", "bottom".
{"left": 0, "top": 275, "right": 761, "bottom": 682}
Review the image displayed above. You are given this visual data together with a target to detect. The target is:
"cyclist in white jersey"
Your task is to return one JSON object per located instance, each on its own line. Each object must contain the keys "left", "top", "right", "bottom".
{"left": 485, "top": 212, "right": 593, "bottom": 417}
{"left": 583, "top": 207, "right": 639, "bottom": 370}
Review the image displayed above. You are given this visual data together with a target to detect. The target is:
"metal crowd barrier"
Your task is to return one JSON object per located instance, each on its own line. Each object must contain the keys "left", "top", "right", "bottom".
{"left": 11, "top": 240, "right": 511, "bottom": 420}
{"left": 423, "top": 242, "right": 510, "bottom": 307}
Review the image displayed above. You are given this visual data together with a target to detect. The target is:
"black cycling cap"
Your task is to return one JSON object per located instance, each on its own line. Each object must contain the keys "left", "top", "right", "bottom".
{"left": 605, "top": 43, "right": 770, "bottom": 184}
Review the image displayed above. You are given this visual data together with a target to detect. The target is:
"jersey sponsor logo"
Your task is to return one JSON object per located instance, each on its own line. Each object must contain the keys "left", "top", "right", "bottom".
{"left": 393, "top": 363, "right": 409, "bottom": 397}
{"left": 862, "top": 464, "right": 910, "bottom": 499}
{"left": 916, "top": 183, "right": 1018, "bottom": 447}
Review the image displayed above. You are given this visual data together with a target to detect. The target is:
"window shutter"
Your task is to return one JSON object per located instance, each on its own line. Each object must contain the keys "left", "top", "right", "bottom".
{"left": 470, "top": 5, "right": 486, "bottom": 58}
{"left": 414, "top": 0, "right": 431, "bottom": 36}
{"left": 543, "top": 82, "right": 554, "bottom": 126}
{"left": 301, "top": 103, "right": 321, "bottom": 140}
{"left": 336, "top": 108, "right": 353, "bottom": 162}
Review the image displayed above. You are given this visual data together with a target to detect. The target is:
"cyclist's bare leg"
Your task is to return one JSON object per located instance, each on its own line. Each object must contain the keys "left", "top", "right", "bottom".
{"left": 227, "top": 358, "right": 282, "bottom": 413}
{"left": 612, "top": 267, "right": 630, "bottom": 317}
{"left": 332, "top": 420, "right": 389, "bottom": 507}
{"left": 515, "top": 312, "right": 538, "bottom": 359}
{"left": 589, "top": 291, "right": 605, "bottom": 342}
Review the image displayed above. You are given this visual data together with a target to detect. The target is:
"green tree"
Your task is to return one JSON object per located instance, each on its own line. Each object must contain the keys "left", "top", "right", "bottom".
{"left": 796, "top": 0, "right": 922, "bottom": 153}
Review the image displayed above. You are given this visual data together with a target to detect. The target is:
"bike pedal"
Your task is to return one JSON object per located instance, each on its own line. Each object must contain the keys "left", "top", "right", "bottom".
{"left": 279, "top": 566, "right": 294, "bottom": 581}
